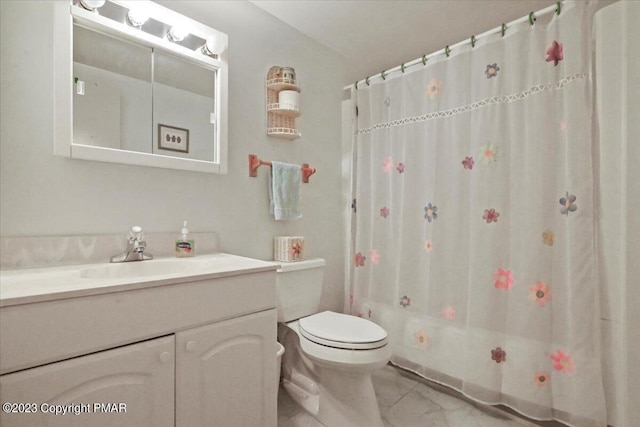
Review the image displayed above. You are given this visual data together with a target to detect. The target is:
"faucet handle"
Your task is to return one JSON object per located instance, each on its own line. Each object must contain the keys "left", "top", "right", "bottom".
{"left": 129, "top": 225, "right": 143, "bottom": 241}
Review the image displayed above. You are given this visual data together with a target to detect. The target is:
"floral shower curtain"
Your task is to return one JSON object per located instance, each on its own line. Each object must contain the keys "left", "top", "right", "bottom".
{"left": 348, "top": 1, "right": 606, "bottom": 425}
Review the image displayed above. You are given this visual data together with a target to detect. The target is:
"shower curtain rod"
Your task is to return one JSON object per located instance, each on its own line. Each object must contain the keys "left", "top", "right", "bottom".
{"left": 343, "top": 1, "right": 562, "bottom": 91}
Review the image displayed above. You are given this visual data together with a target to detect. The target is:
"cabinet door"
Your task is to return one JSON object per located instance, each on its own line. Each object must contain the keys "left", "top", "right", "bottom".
{"left": 0, "top": 336, "right": 174, "bottom": 427}
{"left": 176, "top": 309, "right": 277, "bottom": 427}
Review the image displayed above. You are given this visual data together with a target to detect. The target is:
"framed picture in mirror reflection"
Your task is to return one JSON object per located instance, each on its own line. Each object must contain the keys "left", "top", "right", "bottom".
{"left": 158, "top": 124, "right": 189, "bottom": 153}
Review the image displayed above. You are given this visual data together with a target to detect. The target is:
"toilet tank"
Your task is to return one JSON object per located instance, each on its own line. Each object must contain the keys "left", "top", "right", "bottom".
{"left": 276, "top": 258, "right": 326, "bottom": 322}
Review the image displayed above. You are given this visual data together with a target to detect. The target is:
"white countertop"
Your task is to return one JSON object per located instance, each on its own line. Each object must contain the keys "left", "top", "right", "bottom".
{"left": 0, "top": 253, "right": 280, "bottom": 308}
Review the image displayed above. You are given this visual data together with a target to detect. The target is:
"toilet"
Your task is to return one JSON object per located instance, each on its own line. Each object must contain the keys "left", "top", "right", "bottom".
{"left": 276, "top": 258, "right": 391, "bottom": 427}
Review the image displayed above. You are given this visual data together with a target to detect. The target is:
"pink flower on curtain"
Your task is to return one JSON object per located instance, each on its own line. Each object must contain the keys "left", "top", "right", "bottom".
{"left": 542, "top": 230, "right": 555, "bottom": 246}
{"left": 397, "top": 162, "right": 405, "bottom": 173}
{"left": 491, "top": 347, "right": 507, "bottom": 363}
{"left": 483, "top": 208, "right": 500, "bottom": 223}
{"left": 534, "top": 372, "right": 550, "bottom": 386}
{"left": 441, "top": 306, "right": 456, "bottom": 320}
{"left": 424, "top": 240, "right": 434, "bottom": 252}
{"left": 370, "top": 250, "right": 380, "bottom": 265}
{"left": 380, "top": 207, "right": 390, "bottom": 218}
{"left": 426, "top": 78, "right": 442, "bottom": 99}
{"left": 399, "top": 295, "right": 411, "bottom": 308}
{"left": 462, "top": 156, "right": 474, "bottom": 170}
{"left": 382, "top": 156, "right": 394, "bottom": 173}
{"left": 494, "top": 268, "right": 514, "bottom": 290}
{"left": 559, "top": 192, "right": 577, "bottom": 215}
{"left": 479, "top": 144, "right": 499, "bottom": 163}
{"left": 415, "top": 331, "right": 429, "bottom": 348}
{"left": 550, "top": 349, "right": 575, "bottom": 375}
{"left": 560, "top": 119, "right": 568, "bottom": 131}
{"left": 355, "top": 252, "right": 366, "bottom": 267}
{"left": 529, "top": 282, "right": 551, "bottom": 307}
{"left": 546, "top": 40, "right": 564, "bottom": 66}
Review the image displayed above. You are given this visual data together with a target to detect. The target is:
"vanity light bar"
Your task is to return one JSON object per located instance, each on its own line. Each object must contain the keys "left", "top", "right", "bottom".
{"left": 125, "top": 9, "right": 149, "bottom": 29}
{"left": 79, "top": 0, "right": 106, "bottom": 11}
{"left": 71, "top": 0, "right": 227, "bottom": 62}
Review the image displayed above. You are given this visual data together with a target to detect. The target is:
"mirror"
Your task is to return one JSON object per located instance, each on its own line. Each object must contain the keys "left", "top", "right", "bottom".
{"left": 73, "top": 26, "right": 153, "bottom": 152}
{"left": 55, "top": 0, "right": 228, "bottom": 174}
{"left": 152, "top": 51, "right": 216, "bottom": 161}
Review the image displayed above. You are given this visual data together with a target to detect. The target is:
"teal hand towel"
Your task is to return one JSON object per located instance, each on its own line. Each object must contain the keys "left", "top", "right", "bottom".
{"left": 269, "top": 161, "right": 302, "bottom": 220}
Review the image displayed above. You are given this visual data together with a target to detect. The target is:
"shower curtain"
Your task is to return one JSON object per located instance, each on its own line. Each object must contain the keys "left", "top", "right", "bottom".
{"left": 348, "top": 1, "right": 606, "bottom": 426}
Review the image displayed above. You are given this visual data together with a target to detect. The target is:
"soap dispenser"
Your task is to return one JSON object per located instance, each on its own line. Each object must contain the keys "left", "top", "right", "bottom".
{"left": 175, "top": 221, "right": 195, "bottom": 257}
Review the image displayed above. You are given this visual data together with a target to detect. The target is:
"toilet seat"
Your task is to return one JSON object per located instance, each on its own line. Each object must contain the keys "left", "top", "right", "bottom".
{"left": 298, "top": 311, "right": 388, "bottom": 350}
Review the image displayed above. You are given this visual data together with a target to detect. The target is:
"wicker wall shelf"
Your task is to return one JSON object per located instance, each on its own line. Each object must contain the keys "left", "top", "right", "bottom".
{"left": 266, "top": 79, "right": 300, "bottom": 92}
{"left": 266, "top": 66, "right": 300, "bottom": 140}
{"left": 266, "top": 128, "right": 302, "bottom": 139}
{"left": 266, "top": 103, "right": 300, "bottom": 117}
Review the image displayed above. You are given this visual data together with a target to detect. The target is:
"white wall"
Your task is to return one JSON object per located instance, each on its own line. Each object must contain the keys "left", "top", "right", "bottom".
{"left": 0, "top": 0, "right": 349, "bottom": 313}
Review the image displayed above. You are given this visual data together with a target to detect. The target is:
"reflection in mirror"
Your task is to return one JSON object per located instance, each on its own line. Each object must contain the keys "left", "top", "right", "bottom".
{"left": 153, "top": 52, "right": 216, "bottom": 162}
{"left": 73, "top": 25, "right": 152, "bottom": 152}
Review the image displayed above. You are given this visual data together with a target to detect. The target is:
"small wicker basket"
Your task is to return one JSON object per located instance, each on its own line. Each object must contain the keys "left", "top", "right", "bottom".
{"left": 274, "top": 236, "right": 304, "bottom": 262}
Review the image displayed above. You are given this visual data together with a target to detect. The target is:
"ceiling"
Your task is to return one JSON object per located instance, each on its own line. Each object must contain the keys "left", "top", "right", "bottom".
{"left": 250, "top": 0, "right": 558, "bottom": 82}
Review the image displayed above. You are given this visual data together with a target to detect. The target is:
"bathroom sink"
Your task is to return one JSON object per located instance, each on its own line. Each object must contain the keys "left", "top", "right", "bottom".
{"left": 80, "top": 259, "right": 213, "bottom": 279}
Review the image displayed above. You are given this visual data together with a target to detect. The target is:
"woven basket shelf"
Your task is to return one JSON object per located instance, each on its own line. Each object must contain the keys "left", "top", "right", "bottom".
{"left": 266, "top": 103, "right": 300, "bottom": 117}
{"left": 266, "top": 79, "right": 300, "bottom": 92}
{"left": 266, "top": 128, "right": 302, "bottom": 139}
{"left": 266, "top": 66, "right": 301, "bottom": 140}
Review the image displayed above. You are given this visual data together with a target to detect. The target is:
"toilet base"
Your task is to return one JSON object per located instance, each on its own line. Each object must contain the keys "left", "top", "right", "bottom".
{"left": 279, "top": 322, "right": 389, "bottom": 427}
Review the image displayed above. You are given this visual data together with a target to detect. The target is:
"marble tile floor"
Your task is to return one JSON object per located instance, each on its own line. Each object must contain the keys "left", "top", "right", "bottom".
{"left": 278, "top": 364, "right": 549, "bottom": 427}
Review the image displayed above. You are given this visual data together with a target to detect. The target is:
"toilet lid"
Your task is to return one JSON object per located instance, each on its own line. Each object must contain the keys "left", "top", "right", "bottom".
{"left": 298, "top": 311, "right": 388, "bottom": 350}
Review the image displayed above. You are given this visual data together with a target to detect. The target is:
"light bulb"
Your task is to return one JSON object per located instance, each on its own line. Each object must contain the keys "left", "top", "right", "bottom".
{"left": 126, "top": 9, "right": 149, "bottom": 28}
{"left": 167, "top": 26, "right": 189, "bottom": 43}
{"left": 79, "top": 0, "right": 106, "bottom": 11}
{"left": 201, "top": 35, "right": 225, "bottom": 57}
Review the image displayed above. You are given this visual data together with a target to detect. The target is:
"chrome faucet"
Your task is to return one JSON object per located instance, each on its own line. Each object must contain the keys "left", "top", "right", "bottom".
{"left": 110, "top": 226, "right": 153, "bottom": 263}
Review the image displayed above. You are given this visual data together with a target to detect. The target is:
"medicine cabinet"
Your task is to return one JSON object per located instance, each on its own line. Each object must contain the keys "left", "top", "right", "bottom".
{"left": 53, "top": 0, "right": 229, "bottom": 173}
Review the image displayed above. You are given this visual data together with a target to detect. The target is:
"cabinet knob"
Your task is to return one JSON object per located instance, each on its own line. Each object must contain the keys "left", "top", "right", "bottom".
{"left": 186, "top": 341, "right": 197, "bottom": 352}
{"left": 159, "top": 351, "right": 171, "bottom": 363}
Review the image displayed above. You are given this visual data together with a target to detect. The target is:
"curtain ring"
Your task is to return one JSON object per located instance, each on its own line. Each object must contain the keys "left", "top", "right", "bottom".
{"left": 422, "top": 55, "right": 427, "bottom": 66}
{"left": 501, "top": 23, "right": 507, "bottom": 37}
{"left": 529, "top": 11, "right": 536, "bottom": 25}
{"left": 471, "top": 35, "right": 476, "bottom": 48}
{"left": 365, "top": 76, "right": 370, "bottom": 86}
{"left": 401, "top": 63, "right": 405, "bottom": 73}
{"left": 445, "top": 45, "right": 451, "bottom": 57}
{"left": 556, "top": 2, "right": 561, "bottom": 15}
{"left": 380, "top": 70, "right": 386, "bottom": 80}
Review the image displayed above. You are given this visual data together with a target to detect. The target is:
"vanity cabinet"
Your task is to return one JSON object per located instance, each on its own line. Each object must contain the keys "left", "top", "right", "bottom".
{"left": 176, "top": 310, "right": 277, "bottom": 426}
{"left": 0, "top": 310, "right": 276, "bottom": 427}
{"left": 0, "top": 258, "right": 279, "bottom": 427}
{"left": 0, "top": 336, "right": 175, "bottom": 427}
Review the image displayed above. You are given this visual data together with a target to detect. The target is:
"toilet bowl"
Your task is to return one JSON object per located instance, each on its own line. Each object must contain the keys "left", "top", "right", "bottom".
{"left": 276, "top": 259, "right": 391, "bottom": 427}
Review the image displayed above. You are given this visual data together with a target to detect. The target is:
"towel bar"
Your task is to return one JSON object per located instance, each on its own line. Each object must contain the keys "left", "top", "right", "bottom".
{"left": 248, "top": 154, "right": 315, "bottom": 183}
